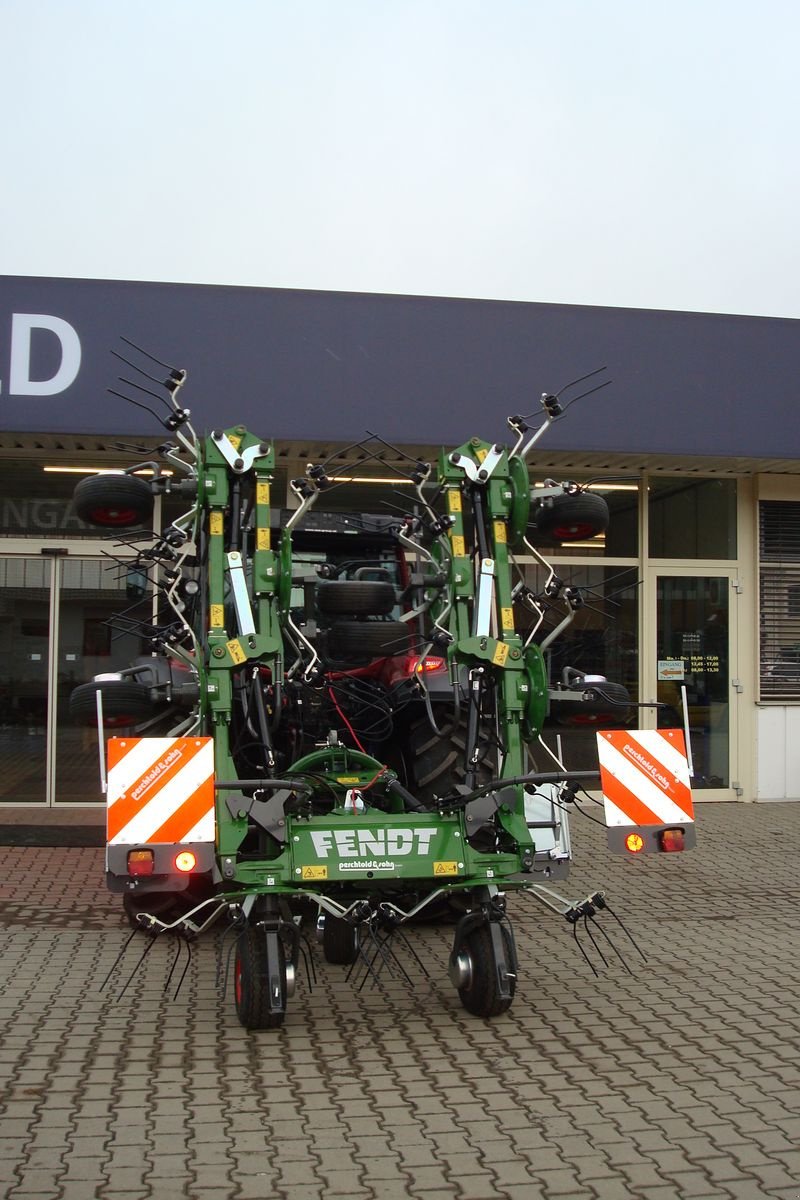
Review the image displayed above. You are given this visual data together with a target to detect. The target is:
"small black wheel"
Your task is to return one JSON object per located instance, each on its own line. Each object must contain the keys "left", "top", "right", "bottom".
{"left": 326, "top": 620, "right": 410, "bottom": 660}
{"left": 234, "top": 926, "right": 286, "bottom": 1030}
{"left": 317, "top": 580, "right": 396, "bottom": 616}
{"left": 74, "top": 473, "right": 154, "bottom": 529}
{"left": 69, "top": 680, "right": 156, "bottom": 726}
{"left": 456, "top": 922, "right": 516, "bottom": 1019}
{"left": 529, "top": 491, "right": 609, "bottom": 544}
{"left": 322, "top": 915, "right": 359, "bottom": 965}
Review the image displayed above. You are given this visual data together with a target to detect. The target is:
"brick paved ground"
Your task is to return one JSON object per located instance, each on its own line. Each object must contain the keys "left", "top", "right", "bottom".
{"left": 1, "top": 802, "right": 799, "bottom": 1200}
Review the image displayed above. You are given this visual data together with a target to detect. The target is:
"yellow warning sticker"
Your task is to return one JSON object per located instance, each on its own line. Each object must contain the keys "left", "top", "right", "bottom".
{"left": 447, "top": 490, "right": 462, "bottom": 513}
{"left": 493, "top": 520, "right": 507, "bottom": 544}
{"left": 434, "top": 861, "right": 459, "bottom": 876}
{"left": 209, "top": 511, "right": 224, "bottom": 536}
{"left": 476, "top": 447, "right": 488, "bottom": 462}
{"left": 451, "top": 534, "right": 466, "bottom": 557}
{"left": 210, "top": 604, "right": 225, "bottom": 629}
{"left": 302, "top": 865, "right": 328, "bottom": 881}
{"left": 227, "top": 435, "right": 242, "bottom": 450}
{"left": 256, "top": 482, "right": 270, "bottom": 506}
{"left": 257, "top": 528, "right": 271, "bottom": 550}
{"left": 336, "top": 776, "right": 362, "bottom": 784}
{"left": 492, "top": 642, "right": 510, "bottom": 666}
{"left": 227, "top": 639, "right": 247, "bottom": 664}
{"left": 501, "top": 607, "right": 515, "bottom": 631}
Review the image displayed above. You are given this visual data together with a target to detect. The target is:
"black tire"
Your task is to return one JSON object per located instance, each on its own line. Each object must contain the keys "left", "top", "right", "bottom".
{"left": 69, "top": 680, "right": 156, "bottom": 726}
{"left": 326, "top": 620, "right": 410, "bottom": 660}
{"left": 317, "top": 580, "right": 396, "bottom": 616}
{"left": 234, "top": 926, "right": 286, "bottom": 1030}
{"left": 549, "top": 681, "right": 631, "bottom": 726}
{"left": 74, "top": 474, "right": 154, "bottom": 529}
{"left": 457, "top": 923, "right": 516, "bottom": 1018}
{"left": 322, "top": 915, "right": 359, "bottom": 965}
{"left": 408, "top": 713, "right": 496, "bottom": 804}
{"left": 529, "top": 491, "right": 609, "bottom": 544}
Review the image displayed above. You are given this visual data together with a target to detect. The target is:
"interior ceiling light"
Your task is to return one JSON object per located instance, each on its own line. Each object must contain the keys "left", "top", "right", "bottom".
{"left": 43, "top": 466, "right": 173, "bottom": 476}
{"left": 329, "top": 476, "right": 415, "bottom": 485}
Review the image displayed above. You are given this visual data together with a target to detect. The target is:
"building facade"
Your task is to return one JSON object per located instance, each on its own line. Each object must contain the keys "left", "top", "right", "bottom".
{"left": 1, "top": 275, "right": 799, "bottom": 807}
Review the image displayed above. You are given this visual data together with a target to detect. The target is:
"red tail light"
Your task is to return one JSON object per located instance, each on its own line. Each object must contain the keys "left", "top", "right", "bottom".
{"left": 127, "top": 849, "right": 154, "bottom": 876}
{"left": 403, "top": 655, "right": 446, "bottom": 676}
{"left": 659, "top": 829, "right": 686, "bottom": 853}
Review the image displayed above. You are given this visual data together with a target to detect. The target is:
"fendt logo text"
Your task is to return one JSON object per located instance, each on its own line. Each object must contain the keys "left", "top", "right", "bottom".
{"left": 310, "top": 828, "right": 436, "bottom": 859}
{"left": 2, "top": 313, "right": 81, "bottom": 396}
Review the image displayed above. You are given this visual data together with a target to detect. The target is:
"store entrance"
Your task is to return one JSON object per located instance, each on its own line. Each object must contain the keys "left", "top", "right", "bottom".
{"left": 0, "top": 553, "right": 146, "bottom": 807}
{"left": 647, "top": 570, "right": 740, "bottom": 799}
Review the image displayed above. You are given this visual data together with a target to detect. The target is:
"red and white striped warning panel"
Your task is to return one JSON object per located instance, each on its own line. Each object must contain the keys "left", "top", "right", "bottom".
{"left": 597, "top": 729, "right": 694, "bottom": 828}
{"left": 107, "top": 737, "right": 215, "bottom": 846}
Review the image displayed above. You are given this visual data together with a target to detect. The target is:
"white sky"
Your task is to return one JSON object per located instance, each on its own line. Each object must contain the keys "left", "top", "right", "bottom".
{"left": 1, "top": 0, "right": 798, "bottom": 318}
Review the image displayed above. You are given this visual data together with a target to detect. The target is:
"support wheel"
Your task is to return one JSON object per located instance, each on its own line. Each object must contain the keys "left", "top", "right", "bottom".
{"left": 73, "top": 473, "right": 154, "bottom": 528}
{"left": 322, "top": 915, "right": 359, "bottom": 964}
{"left": 234, "top": 926, "right": 287, "bottom": 1029}
{"left": 529, "top": 491, "right": 609, "bottom": 544}
{"left": 452, "top": 922, "right": 516, "bottom": 1019}
{"left": 69, "top": 680, "right": 156, "bottom": 726}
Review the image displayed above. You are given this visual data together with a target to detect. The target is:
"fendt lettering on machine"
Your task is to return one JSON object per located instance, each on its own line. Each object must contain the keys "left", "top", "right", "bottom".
{"left": 70, "top": 344, "right": 696, "bottom": 1029}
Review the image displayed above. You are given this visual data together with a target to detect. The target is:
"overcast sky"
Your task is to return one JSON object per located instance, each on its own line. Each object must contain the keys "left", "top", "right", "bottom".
{"left": 2, "top": 1, "right": 797, "bottom": 318}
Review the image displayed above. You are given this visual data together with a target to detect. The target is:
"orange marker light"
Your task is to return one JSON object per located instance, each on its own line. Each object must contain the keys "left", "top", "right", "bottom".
{"left": 659, "top": 829, "right": 685, "bottom": 853}
{"left": 127, "top": 849, "right": 154, "bottom": 876}
{"left": 174, "top": 850, "right": 197, "bottom": 873}
{"left": 624, "top": 832, "right": 645, "bottom": 854}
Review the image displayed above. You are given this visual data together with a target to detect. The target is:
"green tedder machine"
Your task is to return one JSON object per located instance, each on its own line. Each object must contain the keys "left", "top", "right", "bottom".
{"left": 72, "top": 344, "right": 692, "bottom": 1027}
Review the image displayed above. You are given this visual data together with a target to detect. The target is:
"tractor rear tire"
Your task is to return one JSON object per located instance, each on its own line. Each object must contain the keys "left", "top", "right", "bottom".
{"left": 74, "top": 474, "right": 154, "bottom": 529}
{"left": 407, "top": 713, "right": 496, "bottom": 804}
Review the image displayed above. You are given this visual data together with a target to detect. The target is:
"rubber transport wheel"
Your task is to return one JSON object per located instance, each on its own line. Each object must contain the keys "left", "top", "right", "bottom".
{"left": 549, "top": 680, "right": 631, "bottom": 726}
{"left": 529, "top": 491, "right": 609, "bottom": 544}
{"left": 457, "top": 922, "right": 516, "bottom": 1019}
{"left": 74, "top": 473, "right": 155, "bottom": 529}
{"left": 317, "top": 580, "right": 396, "bottom": 616}
{"left": 407, "top": 713, "right": 496, "bottom": 804}
{"left": 326, "top": 620, "right": 410, "bottom": 660}
{"left": 234, "top": 926, "right": 287, "bottom": 1030}
{"left": 322, "top": 914, "right": 359, "bottom": 965}
{"left": 69, "top": 680, "right": 156, "bottom": 726}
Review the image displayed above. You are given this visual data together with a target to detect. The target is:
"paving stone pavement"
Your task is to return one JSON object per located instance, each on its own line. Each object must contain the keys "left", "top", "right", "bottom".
{"left": 1, "top": 802, "right": 799, "bottom": 1200}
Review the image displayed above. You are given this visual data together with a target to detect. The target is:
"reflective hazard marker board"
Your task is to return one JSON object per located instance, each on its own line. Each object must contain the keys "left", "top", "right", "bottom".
{"left": 597, "top": 729, "right": 696, "bottom": 855}
{"left": 107, "top": 736, "right": 216, "bottom": 846}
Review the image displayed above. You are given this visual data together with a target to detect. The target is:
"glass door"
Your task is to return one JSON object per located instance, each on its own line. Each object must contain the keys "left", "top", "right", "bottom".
{"left": 650, "top": 571, "right": 739, "bottom": 798}
{"left": 0, "top": 557, "right": 52, "bottom": 805}
{"left": 55, "top": 557, "right": 150, "bottom": 805}
{"left": 0, "top": 552, "right": 149, "bottom": 807}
